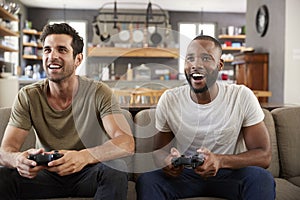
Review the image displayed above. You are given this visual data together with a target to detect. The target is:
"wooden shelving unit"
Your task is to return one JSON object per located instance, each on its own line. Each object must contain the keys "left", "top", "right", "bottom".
{"left": 0, "top": 8, "right": 19, "bottom": 54}
{"left": 22, "top": 29, "right": 42, "bottom": 61}
{"left": 88, "top": 47, "right": 179, "bottom": 58}
{"left": 0, "top": 7, "right": 18, "bottom": 21}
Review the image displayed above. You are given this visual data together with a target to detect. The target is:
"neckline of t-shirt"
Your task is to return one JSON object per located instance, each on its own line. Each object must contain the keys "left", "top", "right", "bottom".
{"left": 187, "top": 82, "right": 223, "bottom": 108}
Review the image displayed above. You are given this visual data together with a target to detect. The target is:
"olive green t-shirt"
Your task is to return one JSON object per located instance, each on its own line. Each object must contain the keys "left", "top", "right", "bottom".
{"left": 9, "top": 76, "right": 121, "bottom": 151}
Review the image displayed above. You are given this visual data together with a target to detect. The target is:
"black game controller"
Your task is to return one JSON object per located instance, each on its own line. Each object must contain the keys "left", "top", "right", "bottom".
{"left": 171, "top": 153, "right": 205, "bottom": 169}
{"left": 28, "top": 150, "right": 63, "bottom": 166}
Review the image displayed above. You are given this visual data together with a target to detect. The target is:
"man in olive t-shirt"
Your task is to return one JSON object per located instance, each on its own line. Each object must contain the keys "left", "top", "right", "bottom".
{"left": 0, "top": 23, "right": 134, "bottom": 199}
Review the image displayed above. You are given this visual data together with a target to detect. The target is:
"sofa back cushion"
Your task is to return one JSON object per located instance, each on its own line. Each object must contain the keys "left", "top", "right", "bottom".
{"left": 272, "top": 107, "right": 300, "bottom": 183}
{"left": 263, "top": 108, "right": 280, "bottom": 177}
{"left": 0, "top": 107, "right": 36, "bottom": 151}
{"left": 133, "top": 108, "right": 158, "bottom": 175}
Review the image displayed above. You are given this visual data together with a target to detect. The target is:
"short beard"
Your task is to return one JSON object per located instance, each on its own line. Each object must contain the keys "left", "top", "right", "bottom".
{"left": 47, "top": 69, "right": 74, "bottom": 83}
{"left": 185, "top": 67, "right": 219, "bottom": 94}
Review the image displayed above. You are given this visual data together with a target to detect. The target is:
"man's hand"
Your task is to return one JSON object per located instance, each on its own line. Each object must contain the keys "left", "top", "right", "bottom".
{"left": 47, "top": 150, "right": 89, "bottom": 176}
{"left": 162, "top": 147, "right": 184, "bottom": 177}
{"left": 16, "top": 148, "right": 47, "bottom": 179}
{"left": 194, "top": 147, "right": 221, "bottom": 178}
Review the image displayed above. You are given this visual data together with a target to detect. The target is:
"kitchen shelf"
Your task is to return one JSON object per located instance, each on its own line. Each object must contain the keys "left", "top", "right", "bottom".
{"left": 23, "top": 29, "right": 42, "bottom": 35}
{"left": 0, "top": 26, "right": 19, "bottom": 37}
{"left": 22, "top": 54, "right": 42, "bottom": 60}
{"left": 88, "top": 47, "right": 179, "bottom": 58}
{"left": 222, "top": 47, "right": 245, "bottom": 51}
{"left": 218, "top": 34, "right": 246, "bottom": 39}
{"left": 0, "top": 44, "right": 18, "bottom": 52}
{"left": 0, "top": 7, "right": 18, "bottom": 21}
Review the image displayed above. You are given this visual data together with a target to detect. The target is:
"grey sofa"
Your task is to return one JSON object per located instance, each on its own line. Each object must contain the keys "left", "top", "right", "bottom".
{"left": 1, "top": 106, "right": 300, "bottom": 199}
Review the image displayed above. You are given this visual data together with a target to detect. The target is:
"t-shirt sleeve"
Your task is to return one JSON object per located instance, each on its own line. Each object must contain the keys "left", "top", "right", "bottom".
{"left": 96, "top": 83, "right": 122, "bottom": 118}
{"left": 240, "top": 86, "right": 265, "bottom": 127}
{"left": 8, "top": 87, "right": 32, "bottom": 131}
{"left": 155, "top": 91, "right": 171, "bottom": 132}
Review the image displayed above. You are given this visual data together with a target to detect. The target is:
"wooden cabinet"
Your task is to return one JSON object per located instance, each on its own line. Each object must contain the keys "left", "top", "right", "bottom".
{"left": 232, "top": 53, "right": 269, "bottom": 102}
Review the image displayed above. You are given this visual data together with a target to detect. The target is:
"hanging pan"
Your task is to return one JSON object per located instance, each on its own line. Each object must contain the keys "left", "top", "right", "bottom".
{"left": 132, "top": 23, "right": 144, "bottom": 43}
{"left": 119, "top": 23, "right": 130, "bottom": 42}
{"left": 150, "top": 25, "right": 162, "bottom": 46}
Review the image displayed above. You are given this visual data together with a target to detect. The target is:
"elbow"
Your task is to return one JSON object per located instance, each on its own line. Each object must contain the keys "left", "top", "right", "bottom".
{"left": 261, "top": 149, "right": 272, "bottom": 169}
{"left": 128, "top": 135, "right": 135, "bottom": 155}
{"left": 124, "top": 134, "right": 135, "bottom": 156}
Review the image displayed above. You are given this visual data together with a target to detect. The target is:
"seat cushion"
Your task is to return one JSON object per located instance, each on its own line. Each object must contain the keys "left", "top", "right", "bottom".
{"left": 275, "top": 178, "right": 300, "bottom": 199}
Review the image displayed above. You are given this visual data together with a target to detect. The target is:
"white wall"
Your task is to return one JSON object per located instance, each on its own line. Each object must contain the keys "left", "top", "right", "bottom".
{"left": 284, "top": 0, "right": 300, "bottom": 104}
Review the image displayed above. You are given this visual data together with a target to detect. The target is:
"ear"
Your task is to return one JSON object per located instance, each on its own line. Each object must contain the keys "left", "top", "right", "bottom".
{"left": 218, "top": 59, "right": 224, "bottom": 71}
{"left": 74, "top": 53, "right": 83, "bottom": 68}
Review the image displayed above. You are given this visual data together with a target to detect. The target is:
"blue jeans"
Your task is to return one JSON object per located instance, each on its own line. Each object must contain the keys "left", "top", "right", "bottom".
{"left": 136, "top": 166, "right": 275, "bottom": 200}
{"left": 0, "top": 161, "right": 128, "bottom": 199}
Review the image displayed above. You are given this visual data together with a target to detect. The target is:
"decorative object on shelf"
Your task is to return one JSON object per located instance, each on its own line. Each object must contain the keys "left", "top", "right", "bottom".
{"left": 256, "top": 5, "right": 269, "bottom": 37}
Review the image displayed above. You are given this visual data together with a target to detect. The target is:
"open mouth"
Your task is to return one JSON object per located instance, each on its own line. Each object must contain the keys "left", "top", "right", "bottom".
{"left": 48, "top": 64, "right": 62, "bottom": 70}
{"left": 191, "top": 73, "right": 205, "bottom": 80}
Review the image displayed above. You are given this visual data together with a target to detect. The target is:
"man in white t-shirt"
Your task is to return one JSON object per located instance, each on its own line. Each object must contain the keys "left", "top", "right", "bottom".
{"left": 136, "top": 35, "right": 275, "bottom": 200}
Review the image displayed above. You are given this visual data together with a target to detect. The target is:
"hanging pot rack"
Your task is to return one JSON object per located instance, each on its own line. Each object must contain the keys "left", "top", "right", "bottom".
{"left": 94, "top": 2, "right": 169, "bottom": 27}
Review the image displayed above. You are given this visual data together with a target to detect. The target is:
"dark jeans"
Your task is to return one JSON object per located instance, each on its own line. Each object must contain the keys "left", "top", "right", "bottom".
{"left": 0, "top": 161, "right": 128, "bottom": 200}
{"left": 136, "top": 166, "right": 276, "bottom": 200}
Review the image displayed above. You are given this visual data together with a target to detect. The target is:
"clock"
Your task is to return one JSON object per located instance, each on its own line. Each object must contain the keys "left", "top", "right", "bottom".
{"left": 256, "top": 5, "right": 269, "bottom": 37}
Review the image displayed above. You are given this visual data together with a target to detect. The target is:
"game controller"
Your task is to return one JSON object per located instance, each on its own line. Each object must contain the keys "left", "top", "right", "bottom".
{"left": 171, "top": 153, "right": 205, "bottom": 169}
{"left": 28, "top": 150, "right": 63, "bottom": 166}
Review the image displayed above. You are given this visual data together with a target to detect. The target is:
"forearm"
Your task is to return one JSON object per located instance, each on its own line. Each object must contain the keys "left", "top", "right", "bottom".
{"left": 153, "top": 148, "right": 170, "bottom": 168}
{"left": 218, "top": 148, "right": 272, "bottom": 169}
{"left": 80, "top": 134, "right": 135, "bottom": 165}
{"left": 0, "top": 149, "right": 20, "bottom": 168}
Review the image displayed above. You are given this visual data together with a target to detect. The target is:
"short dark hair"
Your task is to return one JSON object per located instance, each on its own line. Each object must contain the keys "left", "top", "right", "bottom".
{"left": 40, "top": 23, "right": 84, "bottom": 58}
{"left": 193, "top": 35, "right": 222, "bottom": 55}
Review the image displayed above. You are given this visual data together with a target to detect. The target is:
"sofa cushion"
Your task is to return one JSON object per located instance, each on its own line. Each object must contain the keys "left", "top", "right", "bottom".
{"left": 275, "top": 178, "right": 300, "bottom": 199}
{"left": 262, "top": 108, "right": 280, "bottom": 178}
{"left": 133, "top": 108, "right": 158, "bottom": 175}
{"left": 272, "top": 107, "right": 300, "bottom": 183}
{"left": 0, "top": 107, "right": 11, "bottom": 143}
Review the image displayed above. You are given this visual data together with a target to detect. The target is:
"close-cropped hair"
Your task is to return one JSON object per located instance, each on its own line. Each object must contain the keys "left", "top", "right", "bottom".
{"left": 40, "top": 23, "right": 84, "bottom": 58}
{"left": 193, "top": 35, "right": 222, "bottom": 55}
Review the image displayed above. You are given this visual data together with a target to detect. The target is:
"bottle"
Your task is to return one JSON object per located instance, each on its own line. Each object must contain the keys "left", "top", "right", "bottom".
{"left": 110, "top": 62, "right": 116, "bottom": 80}
{"left": 127, "top": 63, "right": 133, "bottom": 81}
{"left": 101, "top": 64, "right": 109, "bottom": 81}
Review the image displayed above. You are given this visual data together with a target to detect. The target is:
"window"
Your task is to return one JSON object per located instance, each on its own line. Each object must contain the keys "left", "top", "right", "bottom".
{"left": 178, "top": 23, "right": 216, "bottom": 74}
{"left": 48, "top": 20, "right": 87, "bottom": 76}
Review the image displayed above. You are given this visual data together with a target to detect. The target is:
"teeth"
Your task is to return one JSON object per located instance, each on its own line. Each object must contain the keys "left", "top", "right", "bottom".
{"left": 192, "top": 73, "right": 204, "bottom": 78}
{"left": 49, "top": 65, "right": 61, "bottom": 69}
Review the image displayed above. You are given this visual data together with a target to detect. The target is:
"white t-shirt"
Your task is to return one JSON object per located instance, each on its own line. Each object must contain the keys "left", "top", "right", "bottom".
{"left": 155, "top": 82, "right": 264, "bottom": 156}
